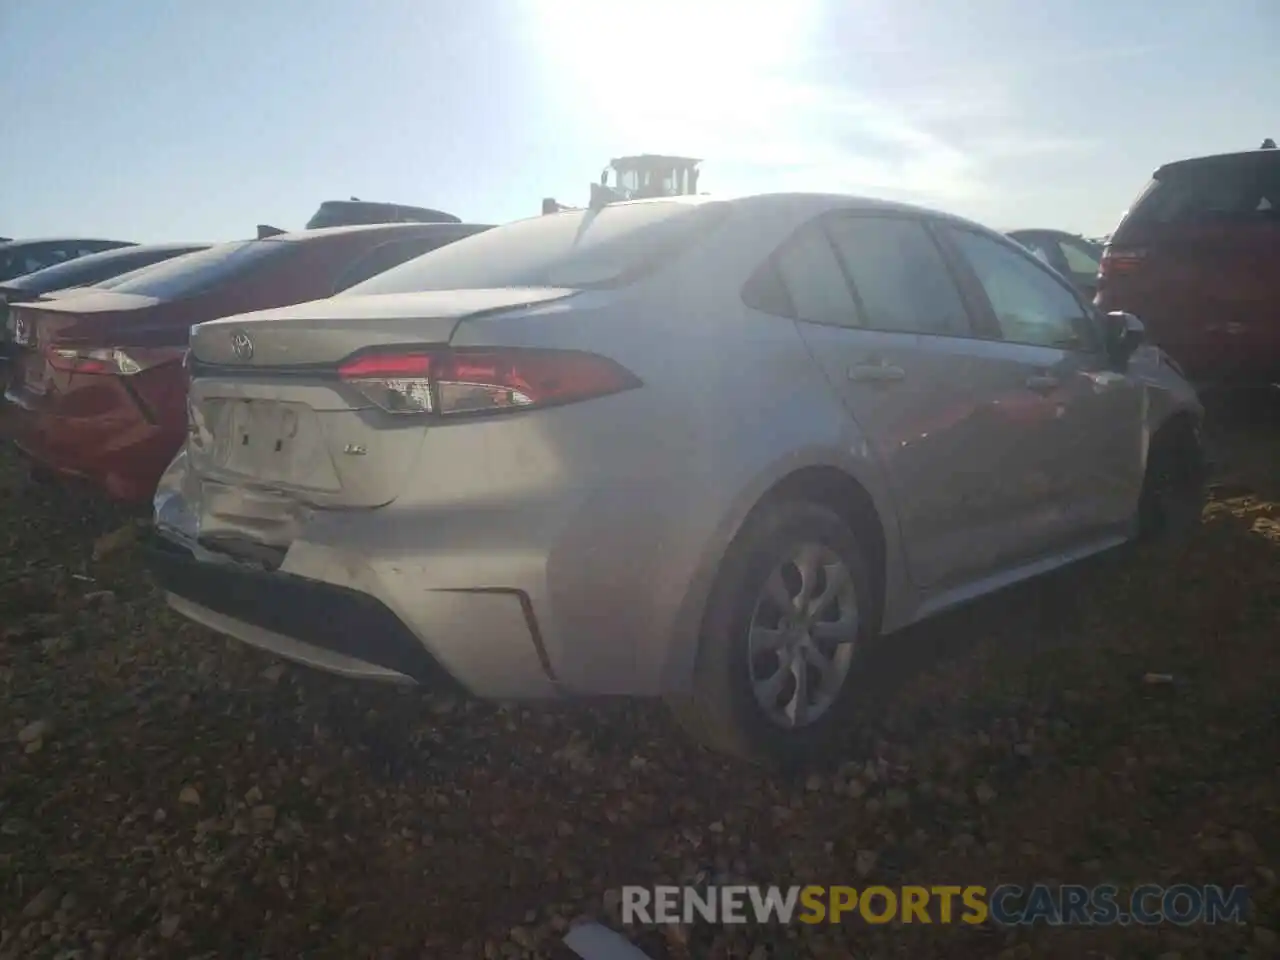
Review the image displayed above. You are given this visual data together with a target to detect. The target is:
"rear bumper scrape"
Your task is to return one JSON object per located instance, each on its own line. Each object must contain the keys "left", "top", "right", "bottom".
{"left": 144, "top": 534, "right": 465, "bottom": 691}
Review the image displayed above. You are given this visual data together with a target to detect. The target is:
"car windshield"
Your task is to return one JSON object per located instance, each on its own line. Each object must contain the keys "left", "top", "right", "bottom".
{"left": 342, "top": 200, "right": 730, "bottom": 295}
{"left": 105, "top": 240, "right": 294, "bottom": 299}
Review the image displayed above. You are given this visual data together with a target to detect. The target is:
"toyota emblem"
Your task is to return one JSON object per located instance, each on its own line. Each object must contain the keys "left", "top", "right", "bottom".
{"left": 230, "top": 331, "right": 254, "bottom": 362}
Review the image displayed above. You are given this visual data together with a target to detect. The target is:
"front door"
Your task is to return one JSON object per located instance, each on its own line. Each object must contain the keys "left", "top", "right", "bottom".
{"left": 939, "top": 225, "right": 1146, "bottom": 544}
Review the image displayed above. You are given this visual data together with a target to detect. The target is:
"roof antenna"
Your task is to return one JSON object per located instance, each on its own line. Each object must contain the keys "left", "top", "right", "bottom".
{"left": 350, "top": 196, "right": 361, "bottom": 201}
{"left": 1261, "top": 138, "right": 1276, "bottom": 149}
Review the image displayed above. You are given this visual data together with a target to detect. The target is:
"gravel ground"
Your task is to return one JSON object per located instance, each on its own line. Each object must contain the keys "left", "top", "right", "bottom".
{"left": 1, "top": 396, "right": 1277, "bottom": 959}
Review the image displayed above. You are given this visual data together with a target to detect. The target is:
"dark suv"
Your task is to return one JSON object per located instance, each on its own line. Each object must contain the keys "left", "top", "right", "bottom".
{"left": 1096, "top": 147, "right": 1280, "bottom": 387}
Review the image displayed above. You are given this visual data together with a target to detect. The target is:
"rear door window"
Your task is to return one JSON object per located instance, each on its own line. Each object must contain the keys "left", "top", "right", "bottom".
{"left": 767, "top": 223, "right": 861, "bottom": 327}
{"left": 826, "top": 216, "right": 973, "bottom": 336}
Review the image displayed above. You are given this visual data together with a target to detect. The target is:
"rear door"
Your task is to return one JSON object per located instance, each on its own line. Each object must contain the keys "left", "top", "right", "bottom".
{"left": 1102, "top": 153, "right": 1280, "bottom": 381}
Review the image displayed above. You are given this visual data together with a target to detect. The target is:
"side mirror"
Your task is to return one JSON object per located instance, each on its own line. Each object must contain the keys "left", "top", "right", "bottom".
{"left": 1103, "top": 310, "right": 1144, "bottom": 367}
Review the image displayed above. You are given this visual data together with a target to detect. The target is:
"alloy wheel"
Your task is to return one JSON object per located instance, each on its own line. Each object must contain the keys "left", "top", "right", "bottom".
{"left": 746, "top": 541, "right": 859, "bottom": 729}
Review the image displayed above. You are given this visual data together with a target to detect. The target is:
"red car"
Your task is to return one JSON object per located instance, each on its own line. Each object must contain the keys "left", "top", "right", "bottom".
{"left": 1096, "top": 146, "right": 1280, "bottom": 387}
{"left": 3, "top": 221, "right": 490, "bottom": 502}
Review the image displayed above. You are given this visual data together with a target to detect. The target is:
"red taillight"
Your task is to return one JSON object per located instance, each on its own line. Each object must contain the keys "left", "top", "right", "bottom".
{"left": 1099, "top": 246, "right": 1147, "bottom": 283}
{"left": 44, "top": 345, "right": 184, "bottom": 376}
{"left": 336, "top": 347, "right": 641, "bottom": 416}
{"left": 337, "top": 352, "right": 434, "bottom": 379}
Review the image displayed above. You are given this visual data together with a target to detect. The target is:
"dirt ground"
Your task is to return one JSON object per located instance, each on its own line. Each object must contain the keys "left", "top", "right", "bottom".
{"left": 1, "top": 395, "right": 1277, "bottom": 959}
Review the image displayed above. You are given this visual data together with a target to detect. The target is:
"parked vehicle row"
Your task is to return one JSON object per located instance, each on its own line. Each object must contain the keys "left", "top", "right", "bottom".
{"left": 0, "top": 243, "right": 213, "bottom": 357}
{"left": 3, "top": 221, "right": 490, "bottom": 501}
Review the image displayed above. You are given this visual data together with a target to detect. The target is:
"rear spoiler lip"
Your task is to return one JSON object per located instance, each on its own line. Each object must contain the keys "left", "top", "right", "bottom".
{"left": 187, "top": 294, "right": 581, "bottom": 376}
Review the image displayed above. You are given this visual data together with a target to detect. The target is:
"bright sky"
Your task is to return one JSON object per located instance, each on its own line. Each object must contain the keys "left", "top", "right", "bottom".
{"left": 1, "top": 0, "right": 1274, "bottom": 242}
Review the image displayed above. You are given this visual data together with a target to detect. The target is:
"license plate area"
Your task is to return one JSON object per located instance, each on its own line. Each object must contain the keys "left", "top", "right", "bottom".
{"left": 209, "top": 399, "right": 339, "bottom": 491}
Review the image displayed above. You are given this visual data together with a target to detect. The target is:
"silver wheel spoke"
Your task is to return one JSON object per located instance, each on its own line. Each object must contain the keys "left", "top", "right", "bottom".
{"left": 803, "top": 642, "right": 842, "bottom": 692}
{"left": 749, "top": 625, "right": 787, "bottom": 653}
{"left": 756, "top": 662, "right": 789, "bottom": 705}
{"left": 810, "top": 613, "right": 859, "bottom": 645}
{"left": 764, "top": 569, "right": 795, "bottom": 614}
{"left": 807, "top": 562, "right": 851, "bottom": 619}
{"left": 792, "top": 543, "right": 822, "bottom": 609}
{"left": 783, "top": 652, "right": 810, "bottom": 727}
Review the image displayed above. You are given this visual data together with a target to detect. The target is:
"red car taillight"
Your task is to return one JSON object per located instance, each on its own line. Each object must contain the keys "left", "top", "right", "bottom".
{"left": 44, "top": 345, "right": 184, "bottom": 376}
{"left": 336, "top": 347, "right": 641, "bottom": 416}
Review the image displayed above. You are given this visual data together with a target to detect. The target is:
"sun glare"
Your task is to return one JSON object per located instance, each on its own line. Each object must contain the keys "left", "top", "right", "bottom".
{"left": 525, "top": 0, "right": 820, "bottom": 154}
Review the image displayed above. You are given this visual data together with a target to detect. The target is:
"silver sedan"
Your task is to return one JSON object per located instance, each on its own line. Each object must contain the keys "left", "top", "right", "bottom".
{"left": 150, "top": 193, "right": 1205, "bottom": 767}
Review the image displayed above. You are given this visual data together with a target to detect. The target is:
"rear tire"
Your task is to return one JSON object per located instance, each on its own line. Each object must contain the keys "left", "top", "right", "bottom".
{"left": 1137, "top": 417, "right": 1207, "bottom": 541}
{"left": 668, "top": 500, "right": 875, "bottom": 770}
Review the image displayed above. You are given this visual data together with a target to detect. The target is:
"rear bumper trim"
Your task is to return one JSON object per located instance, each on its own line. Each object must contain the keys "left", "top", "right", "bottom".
{"left": 144, "top": 534, "right": 464, "bottom": 691}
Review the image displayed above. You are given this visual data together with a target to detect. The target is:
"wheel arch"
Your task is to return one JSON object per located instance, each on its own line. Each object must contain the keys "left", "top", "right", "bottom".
{"left": 656, "top": 451, "right": 900, "bottom": 692}
{"left": 1146, "top": 401, "right": 1204, "bottom": 469}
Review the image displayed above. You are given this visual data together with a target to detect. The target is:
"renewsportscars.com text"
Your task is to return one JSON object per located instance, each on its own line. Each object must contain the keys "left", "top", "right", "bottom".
{"left": 621, "top": 884, "right": 1250, "bottom": 926}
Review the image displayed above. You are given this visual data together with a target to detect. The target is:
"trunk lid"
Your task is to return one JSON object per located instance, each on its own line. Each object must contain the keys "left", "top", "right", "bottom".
{"left": 190, "top": 288, "right": 573, "bottom": 368}
{"left": 4, "top": 295, "right": 166, "bottom": 400}
{"left": 184, "top": 288, "right": 575, "bottom": 522}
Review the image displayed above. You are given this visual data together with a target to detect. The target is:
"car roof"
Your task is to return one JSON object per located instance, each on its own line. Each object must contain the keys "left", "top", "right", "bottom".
{"left": 599, "top": 191, "right": 1007, "bottom": 239}
{"left": 312, "top": 199, "right": 459, "bottom": 214}
{"left": 1156, "top": 148, "right": 1279, "bottom": 177}
{"left": 267, "top": 221, "right": 492, "bottom": 243}
{"left": 0, "top": 237, "right": 135, "bottom": 248}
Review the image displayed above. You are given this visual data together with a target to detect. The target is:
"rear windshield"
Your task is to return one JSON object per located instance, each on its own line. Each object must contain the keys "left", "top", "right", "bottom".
{"left": 307, "top": 203, "right": 393, "bottom": 229}
{"left": 4, "top": 245, "right": 208, "bottom": 295}
{"left": 343, "top": 200, "right": 730, "bottom": 295}
{"left": 105, "top": 240, "right": 295, "bottom": 300}
{"left": 306, "top": 202, "right": 460, "bottom": 229}
{"left": 1125, "top": 155, "right": 1280, "bottom": 227}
